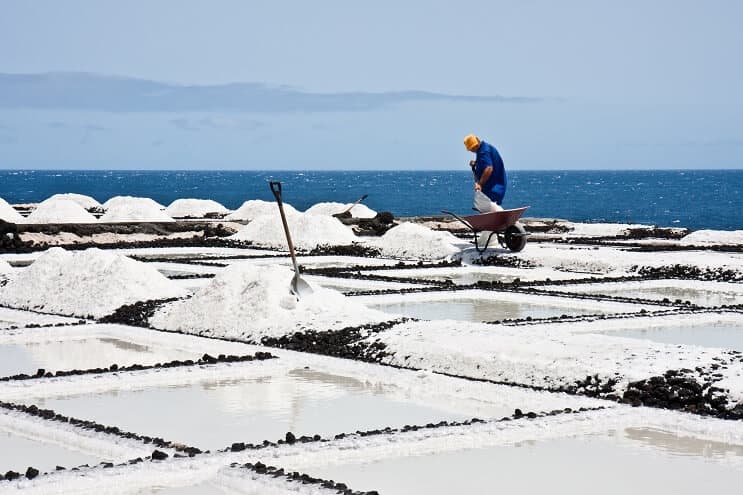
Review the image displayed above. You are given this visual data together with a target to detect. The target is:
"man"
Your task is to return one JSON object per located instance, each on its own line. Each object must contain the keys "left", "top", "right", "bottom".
{"left": 464, "top": 134, "right": 507, "bottom": 212}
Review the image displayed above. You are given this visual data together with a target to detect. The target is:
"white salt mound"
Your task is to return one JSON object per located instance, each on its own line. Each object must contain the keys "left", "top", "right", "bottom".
{"left": 42, "top": 193, "right": 101, "bottom": 210}
{"left": 150, "top": 264, "right": 385, "bottom": 340}
{"left": 0, "top": 197, "right": 24, "bottom": 223}
{"left": 305, "top": 201, "right": 377, "bottom": 219}
{"left": 165, "top": 198, "right": 229, "bottom": 218}
{"left": 0, "top": 247, "right": 186, "bottom": 318}
{"left": 0, "top": 260, "right": 11, "bottom": 274}
{"left": 103, "top": 196, "right": 165, "bottom": 211}
{"left": 231, "top": 212, "right": 356, "bottom": 250}
{"left": 225, "top": 199, "right": 298, "bottom": 221}
{"left": 372, "top": 222, "right": 461, "bottom": 260}
{"left": 680, "top": 230, "right": 743, "bottom": 246}
{"left": 101, "top": 200, "right": 175, "bottom": 223}
{"left": 26, "top": 199, "right": 98, "bottom": 224}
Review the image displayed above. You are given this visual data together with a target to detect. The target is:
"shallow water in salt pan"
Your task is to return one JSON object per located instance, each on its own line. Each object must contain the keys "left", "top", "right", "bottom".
{"left": 0, "top": 428, "right": 101, "bottom": 474}
{"left": 0, "top": 338, "right": 201, "bottom": 377}
{"left": 35, "top": 368, "right": 475, "bottom": 451}
{"left": 607, "top": 324, "right": 743, "bottom": 351}
{"left": 557, "top": 282, "right": 743, "bottom": 307}
{"left": 371, "top": 299, "right": 604, "bottom": 322}
{"left": 309, "top": 429, "right": 743, "bottom": 495}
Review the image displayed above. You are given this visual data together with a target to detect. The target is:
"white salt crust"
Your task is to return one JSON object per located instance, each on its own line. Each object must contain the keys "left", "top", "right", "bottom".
{"left": 305, "top": 202, "right": 377, "bottom": 219}
{"left": 26, "top": 199, "right": 98, "bottom": 224}
{"left": 225, "top": 200, "right": 299, "bottom": 221}
{"left": 165, "top": 198, "right": 229, "bottom": 218}
{"left": 0, "top": 197, "right": 24, "bottom": 223}
{"left": 230, "top": 213, "right": 356, "bottom": 250}
{"left": 0, "top": 247, "right": 185, "bottom": 318}
{"left": 150, "top": 263, "right": 387, "bottom": 340}
{"left": 41, "top": 194, "right": 101, "bottom": 210}
{"left": 681, "top": 230, "right": 743, "bottom": 246}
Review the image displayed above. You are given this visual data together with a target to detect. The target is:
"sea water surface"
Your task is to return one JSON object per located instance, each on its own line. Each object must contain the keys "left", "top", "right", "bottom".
{"left": 1, "top": 170, "right": 741, "bottom": 230}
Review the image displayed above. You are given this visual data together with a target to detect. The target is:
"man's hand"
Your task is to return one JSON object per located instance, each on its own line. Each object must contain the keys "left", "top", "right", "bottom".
{"left": 474, "top": 182, "right": 482, "bottom": 191}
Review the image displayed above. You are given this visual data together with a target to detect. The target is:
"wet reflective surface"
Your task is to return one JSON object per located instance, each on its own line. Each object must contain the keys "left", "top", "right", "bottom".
{"left": 0, "top": 338, "right": 201, "bottom": 377}
{"left": 34, "top": 368, "right": 473, "bottom": 451}
{"left": 371, "top": 299, "right": 604, "bottom": 322}
{"left": 0, "top": 428, "right": 101, "bottom": 474}
{"left": 607, "top": 324, "right": 743, "bottom": 351}
{"left": 309, "top": 429, "right": 743, "bottom": 495}
{"left": 563, "top": 283, "right": 743, "bottom": 307}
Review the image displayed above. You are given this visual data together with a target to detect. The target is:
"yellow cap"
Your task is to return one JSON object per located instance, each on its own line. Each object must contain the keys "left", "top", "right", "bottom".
{"left": 463, "top": 134, "right": 480, "bottom": 151}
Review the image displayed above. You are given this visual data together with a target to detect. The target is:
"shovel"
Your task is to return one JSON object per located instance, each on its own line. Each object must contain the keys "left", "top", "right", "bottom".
{"left": 332, "top": 194, "right": 369, "bottom": 219}
{"left": 269, "top": 181, "right": 313, "bottom": 297}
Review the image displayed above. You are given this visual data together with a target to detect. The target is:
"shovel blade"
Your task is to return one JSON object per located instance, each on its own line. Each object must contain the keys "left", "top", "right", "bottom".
{"left": 291, "top": 273, "right": 313, "bottom": 298}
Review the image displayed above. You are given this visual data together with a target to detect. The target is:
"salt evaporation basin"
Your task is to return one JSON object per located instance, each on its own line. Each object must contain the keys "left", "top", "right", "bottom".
{"left": 548, "top": 279, "right": 743, "bottom": 307}
{"left": 34, "top": 367, "right": 487, "bottom": 451}
{"left": 307, "top": 429, "right": 743, "bottom": 495}
{"left": 0, "top": 428, "right": 101, "bottom": 475}
{"left": 363, "top": 291, "right": 646, "bottom": 322}
{"left": 0, "top": 336, "right": 203, "bottom": 378}
{"left": 607, "top": 324, "right": 743, "bottom": 351}
{"left": 0, "top": 308, "right": 78, "bottom": 330}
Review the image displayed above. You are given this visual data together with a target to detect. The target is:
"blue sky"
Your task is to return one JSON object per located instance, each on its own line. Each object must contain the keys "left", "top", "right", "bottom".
{"left": 1, "top": 0, "right": 742, "bottom": 169}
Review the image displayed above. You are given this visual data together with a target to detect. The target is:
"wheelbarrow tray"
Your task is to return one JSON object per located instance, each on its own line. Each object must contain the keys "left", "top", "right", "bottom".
{"left": 442, "top": 206, "right": 530, "bottom": 253}
{"left": 461, "top": 207, "right": 529, "bottom": 232}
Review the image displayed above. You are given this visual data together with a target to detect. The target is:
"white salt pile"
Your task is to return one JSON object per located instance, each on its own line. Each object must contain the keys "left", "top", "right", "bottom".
{"left": 42, "top": 193, "right": 101, "bottom": 210}
{"left": 370, "top": 222, "right": 461, "bottom": 260}
{"left": 680, "top": 230, "right": 743, "bottom": 246}
{"left": 26, "top": 199, "right": 98, "bottom": 224}
{"left": 165, "top": 198, "right": 229, "bottom": 218}
{"left": 305, "top": 201, "right": 377, "bottom": 219}
{"left": 231, "top": 212, "right": 356, "bottom": 250}
{"left": 226, "top": 199, "right": 298, "bottom": 221}
{"left": 100, "top": 198, "right": 175, "bottom": 222}
{"left": 0, "top": 197, "right": 24, "bottom": 223}
{"left": 0, "top": 259, "right": 11, "bottom": 274}
{"left": 150, "top": 264, "right": 386, "bottom": 339}
{"left": 0, "top": 247, "right": 186, "bottom": 318}
{"left": 102, "top": 196, "right": 165, "bottom": 211}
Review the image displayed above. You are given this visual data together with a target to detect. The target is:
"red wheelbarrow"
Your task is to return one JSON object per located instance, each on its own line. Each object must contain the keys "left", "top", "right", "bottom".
{"left": 442, "top": 206, "right": 530, "bottom": 253}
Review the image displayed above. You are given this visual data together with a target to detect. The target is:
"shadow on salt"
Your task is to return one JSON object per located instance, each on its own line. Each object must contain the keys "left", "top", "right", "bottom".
{"left": 305, "top": 429, "right": 743, "bottom": 495}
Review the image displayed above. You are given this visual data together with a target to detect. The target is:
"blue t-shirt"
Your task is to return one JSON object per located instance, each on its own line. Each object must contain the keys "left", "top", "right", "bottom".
{"left": 474, "top": 140, "right": 507, "bottom": 204}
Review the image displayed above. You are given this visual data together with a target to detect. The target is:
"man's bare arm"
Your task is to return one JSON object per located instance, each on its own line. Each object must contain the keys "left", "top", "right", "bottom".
{"left": 475, "top": 166, "right": 493, "bottom": 191}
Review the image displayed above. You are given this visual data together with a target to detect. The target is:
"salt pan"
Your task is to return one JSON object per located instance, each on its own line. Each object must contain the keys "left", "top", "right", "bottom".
{"left": 371, "top": 222, "right": 461, "bottom": 260}
{"left": 26, "top": 199, "right": 98, "bottom": 224}
{"left": 42, "top": 193, "right": 101, "bottom": 210}
{"left": 0, "top": 197, "right": 24, "bottom": 223}
{"left": 305, "top": 201, "right": 377, "bottom": 219}
{"left": 150, "top": 264, "right": 386, "bottom": 339}
{"left": 165, "top": 198, "right": 229, "bottom": 218}
{"left": 0, "top": 247, "right": 186, "bottom": 318}
{"left": 226, "top": 199, "right": 298, "bottom": 221}
{"left": 231, "top": 212, "right": 356, "bottom": 250}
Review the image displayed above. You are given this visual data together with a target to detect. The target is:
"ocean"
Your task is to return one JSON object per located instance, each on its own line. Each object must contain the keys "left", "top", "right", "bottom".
{"left": 0, "top": 169, "right": 741, "bottom": 231}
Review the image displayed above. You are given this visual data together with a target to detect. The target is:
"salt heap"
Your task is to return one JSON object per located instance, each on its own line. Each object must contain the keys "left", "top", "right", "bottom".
{"left": 371, "top": 222, "right": 462, "bottom": 260}
{"left": 42, "top": 193, "right": 101, "bottom": 210}
{"left": 680, "top": 230, "right": 743, "bottom": 246}
{"left": 0, "top": 259, "right": 11, "bottom": 274}
{"left": 100, "top": 197, "right": 174, "bottom": 222}
{"left": 102, "top": 196, "right": 165, "bottom": 211}
{"left": 0, "top": 197, "right": 24, "bottom": 223}
{"left": 165, "top": 199, "right": 229, "bottom": 218}
{"left": 26, "top": 199, "right": 98, "bottom": 224}
{"left": 305, "top": 201, "right": 377, "bottom": 219}
{"left": 225, "top": 199, "right": 298, "bottom": 221}
{"left": 231, "top": 212, "right": 356, "bottom": 250}
{"left": 150, "top": 264, "right": 386, "bottom": 340}
{"left": 0, "top": 247, "right": 186, "bottom": 318}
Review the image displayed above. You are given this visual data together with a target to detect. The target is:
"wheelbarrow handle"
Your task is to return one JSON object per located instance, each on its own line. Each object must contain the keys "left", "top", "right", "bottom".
{"left": 269, "top": 181, "right": 283, "bottom": 202}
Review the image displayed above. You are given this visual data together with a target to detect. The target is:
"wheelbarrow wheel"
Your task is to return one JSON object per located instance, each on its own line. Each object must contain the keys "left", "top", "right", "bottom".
{"left": 504, "top": 223, "right": 527, "bottom": 252}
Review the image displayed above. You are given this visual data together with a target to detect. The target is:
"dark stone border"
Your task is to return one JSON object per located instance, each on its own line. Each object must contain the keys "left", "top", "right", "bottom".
{"left": 0, "top": 351, "right": 275, "bottom": 383}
